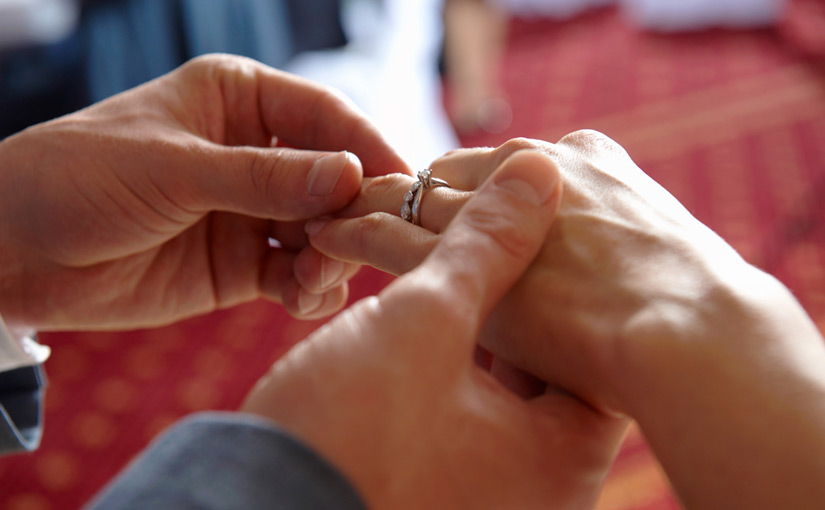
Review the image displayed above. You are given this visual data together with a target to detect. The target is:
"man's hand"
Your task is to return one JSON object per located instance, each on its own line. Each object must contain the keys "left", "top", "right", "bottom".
{"left": 0, "top": 54, "right": 410, "bottom": 331}
{"left": 242, "top": 149, "right": 627, "bottom": 509}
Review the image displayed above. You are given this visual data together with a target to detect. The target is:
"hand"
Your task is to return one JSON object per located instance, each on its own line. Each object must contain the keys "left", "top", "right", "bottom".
{"left": 0, "top": 54, "right": 410, "bottom": 331}
{"left": 242, "top": 150, "right": 627, "bottom": 509}
{"left": 305, "top": 132, "right": 825, "bottom": 509}
{"left": 305, "top": 131, "right": 752, "bottom": 411}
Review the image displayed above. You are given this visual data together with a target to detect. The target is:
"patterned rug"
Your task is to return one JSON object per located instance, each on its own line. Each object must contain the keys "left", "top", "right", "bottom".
{"left": 2, "top": 4, "right": 824, "bottom": 509}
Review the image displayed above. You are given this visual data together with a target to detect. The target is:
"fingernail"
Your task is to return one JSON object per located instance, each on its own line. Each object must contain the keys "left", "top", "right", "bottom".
{"left": 298, "top": 289, "right": 324, "bottom": 315}
{"left": 320, "top": 257, "right": 345, "bottom": 290}
{"left": 307, "top": 151, "right": 349, "bottom": 196}
{"left": 305, "top": 219, "right": 327, "bottom": 237}
{"left": 494, "top": 152, "right": 559, "bottom": 206}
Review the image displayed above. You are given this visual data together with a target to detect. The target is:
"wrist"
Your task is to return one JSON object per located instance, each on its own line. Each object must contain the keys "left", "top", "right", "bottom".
{"left": 609, "top": 264, "right": 825, "bottom": 508}
{"left": 607, "top": 252, "right": 778, "bottom": 412}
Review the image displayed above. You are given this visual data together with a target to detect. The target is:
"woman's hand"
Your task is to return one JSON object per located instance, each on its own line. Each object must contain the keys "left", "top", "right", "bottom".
{"left": 0, "top": 54, "right": 410, "bottom": 331}
{"left": 306, "top": 130, "right": 753, "bottom": 412}
{"left": 242, "top": 151, "right": 627, "bottom": 509}
{"left": 306, "top": 131, "right": 825, "bottom": 509}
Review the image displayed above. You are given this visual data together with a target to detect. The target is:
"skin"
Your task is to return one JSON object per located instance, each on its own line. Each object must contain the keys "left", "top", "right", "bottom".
{"left": 243, "top": 151, "right": 628, "bottom": 510}
{"left": 0, "top": 56, "right": 626, "bottom": 508}
{"left": 306, "top": 131, "right": 825, "bottom": 509}
{"left": 0, "top": 54, "right": 411, "bottom": 332}
{"left": 3, "top": 51, "right": 821, "bottom": 506}
{"left": 443, "top": 0, "right": 510, "bottom": 134}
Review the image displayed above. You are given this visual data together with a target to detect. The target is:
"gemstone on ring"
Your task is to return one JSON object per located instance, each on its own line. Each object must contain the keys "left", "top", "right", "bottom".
{"left": 401, "top": 169, "right": 452, "bottom": 226}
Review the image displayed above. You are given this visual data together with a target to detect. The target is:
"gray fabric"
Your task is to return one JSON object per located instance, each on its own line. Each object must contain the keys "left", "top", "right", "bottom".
{"left": 0, "top": 365, "right": 46, "bottom": 455}
{"left": 87, "top": 412, "right": 367, "bottom": 510}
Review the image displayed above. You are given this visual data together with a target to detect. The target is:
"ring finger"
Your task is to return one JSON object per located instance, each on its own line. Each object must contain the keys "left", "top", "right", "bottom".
{"left": 335, "top": 173, "right": 472, "bottom": 235}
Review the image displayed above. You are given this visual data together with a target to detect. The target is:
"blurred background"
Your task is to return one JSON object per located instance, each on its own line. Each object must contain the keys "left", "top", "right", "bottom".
{"left": 1, "top": 0, "right": 824, "bottom": 508}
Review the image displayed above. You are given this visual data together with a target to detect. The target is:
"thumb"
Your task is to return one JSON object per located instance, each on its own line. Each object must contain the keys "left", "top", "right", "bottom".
{"left": 400, "top": 149, "right": 562, "bottom": 341}
{"left": 179, "top": 145, "right": 364, "bottom": 220}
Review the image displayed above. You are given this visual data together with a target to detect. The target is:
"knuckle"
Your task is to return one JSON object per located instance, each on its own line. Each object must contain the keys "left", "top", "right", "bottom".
{"left": 362, "top": 173, "right": 408, "bottom": 197}
{"left": 313, "top": 85, "right": 359, "bottom": 120}
{"left": 494, "top": 138, "right": 556, "bottom": 170}
{"left": 434, "top": 147, "right": 480, "bottom": 163}
{"left": 177, "top": 54, "right": 260, "bottom": 93}
{"left": 247, "top": 150, "right": 287, "bottom": 202}
{"left": 558, "top": 129, "right": 626, "bottom": 157}
{"left": 349, "top": 213, "right": 387, "bottom": 248}
{"left": 431, "top": 145, "right": 490, "bottom": 164}
{"left": 558, "top": 129, "right": 606, "bottom": 147}
{"left": 180, "top": 53, "right": 232, "bottom": 76}
{"left": 496, "top": 137, "right": 541, "bottom": 159}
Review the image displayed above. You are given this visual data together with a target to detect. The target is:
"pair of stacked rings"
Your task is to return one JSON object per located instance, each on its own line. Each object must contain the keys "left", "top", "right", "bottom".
{"left": 401, "top": 169, "right": 451, "bottom": 226}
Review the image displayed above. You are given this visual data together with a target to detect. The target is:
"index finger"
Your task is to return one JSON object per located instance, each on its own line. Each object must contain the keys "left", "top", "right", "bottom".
{"left": 255, "top": 62, "right": 411, "bottom": 177}
{"left": 180, "top": 55, "right": 412, "bottom": 178}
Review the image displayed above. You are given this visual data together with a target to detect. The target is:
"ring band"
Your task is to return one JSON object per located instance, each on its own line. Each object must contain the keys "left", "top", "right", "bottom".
{"left": 401, "top": 169, "right": 450, "bottom": 226}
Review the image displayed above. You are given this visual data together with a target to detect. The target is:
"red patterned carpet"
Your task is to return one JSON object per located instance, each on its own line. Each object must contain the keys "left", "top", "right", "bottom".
{"left": 2, "top": 4, "right": 825, "bottom": 509}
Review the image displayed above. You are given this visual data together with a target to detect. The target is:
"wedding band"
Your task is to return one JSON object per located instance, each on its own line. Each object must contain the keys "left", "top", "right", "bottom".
{"left": 401, "top": 169, "right": 450, "bottom": 226}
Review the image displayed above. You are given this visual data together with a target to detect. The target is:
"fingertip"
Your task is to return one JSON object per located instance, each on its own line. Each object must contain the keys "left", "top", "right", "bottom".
{"left": 492, "top": 150, "right": 562, "bottom": 209}
{"left": 307, "top": 151, "right": 362, "bottom": 198}
{"left": 344, "top": 150, "right": 364, "bottom": 180}
{"left": 294, "top": 245, "right": 360, "bottom": 293}
{"left": 298, "top": 288, "right": 325, "bottom": 316}
{"left": 336, "top": 151, "right": 364, "bottom": 202}
{"left": 304, "top": 219, "right": 328, "bottom": 237}
{"left": 282, "top": 278, "right": 349, "bottom": 320}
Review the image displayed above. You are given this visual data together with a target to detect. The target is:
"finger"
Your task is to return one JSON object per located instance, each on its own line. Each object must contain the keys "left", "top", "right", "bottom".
{"left": 258, "top": 75, "right": 410, "bottom": 178}
{"left": 406, "top": 149, "right": 563, "bottom": 337}
{"left": 190, "top": 55, "right": 412, "bottom": 177}
{"left": 281, "top": 279, "right": 350, "bottom": 320}
{"left": 430, "top": 138, "right": 555, "bottom": 191}
{"left": 258, "top": 248, "right": 299, "bottom": 304}
{"left": 183, "top": 146, "right": 363, "bottom": 220}
{"left": 334, "top": 174, "right": 471, "bottom": 233}
{"left": 529, "top": 389, "right": 630, "bottom": 443}
{"left": 306, "top": 213, "right": 439, "bottom": 276}
{"left": 428, "top": 147, "right": 495, "bottom": 190}
{"left": 490, "top": 357, "right": 547, "bottom": 399}
{"left": 293, "top": 246, "right": 361, "bottom": 293}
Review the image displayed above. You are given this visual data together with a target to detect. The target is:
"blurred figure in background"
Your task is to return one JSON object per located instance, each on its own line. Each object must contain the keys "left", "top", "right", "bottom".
{"left": 285, "top": 0, "right": 460, "bottom": 170}
{"left": 0, "top": 0, "right": 458, "bottom": 169}
{"left": 442, "top": 0, "right": 787, "bottom": 135}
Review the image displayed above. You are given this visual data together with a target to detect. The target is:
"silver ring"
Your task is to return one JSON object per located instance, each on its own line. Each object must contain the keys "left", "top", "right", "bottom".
{"left": 401, "top": 169, "right": 450, "bottom": 226}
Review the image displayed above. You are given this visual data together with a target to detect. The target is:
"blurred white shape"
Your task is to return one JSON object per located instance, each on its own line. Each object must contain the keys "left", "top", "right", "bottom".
{"left": 478, "top": 97, "right": 513, "bottom": 134}
{"left": 0, "top": 0, "right": 79, "bottom": 48}
{"left": 490, "top": 0, "right": 614, "bottom": 19}
{"left": 286, "top": 0, "right": 460, "bottom": 171}
{"left": 623, "top": 0, "right": 787, "bottom": 30}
